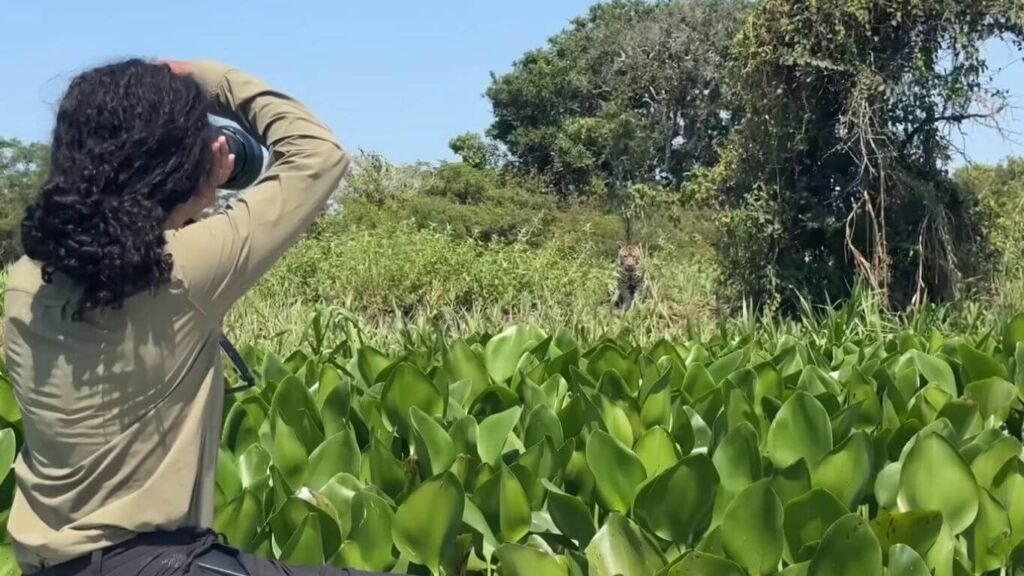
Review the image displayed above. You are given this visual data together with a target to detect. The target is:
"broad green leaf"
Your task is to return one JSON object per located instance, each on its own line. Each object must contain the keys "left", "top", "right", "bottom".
{"left": 719, "top": 479, "right": 784, "bottom": 575}
{"left": 271, "top": 413, "right": 309, "bottom": 489}
{"left": 923, "top": 519, "right": 954, "bottom": 576}
{"left": 976, "top": 487, "right": 1012, "bottom": 572}
{"left": 238, "top": 444, "right": 271, "bottom": 492}
{"left": 783, "top": 489, "right": 846, "bottom": 563}
{"left": 709, "top": 350, "right": 746, "bottom": 384}
{"left": 0, "top": 430, "right": 16, "bottom": 481}
{"left": 462, "top": 497, "right": 498, "bottom": 560}
{"left": 1003, "top": 313, "right": 1024, "bottom": 354}
{"left": 357, "top": 346, "right": 391, "bottom": 386}
{"left": 683, "top": 364, "right": 716, "bottom": 399}
{"left": 485, "top": 325, "right": 547, "bottom": 383}
{"left": 898, "top": 433, "right": 979, "bottom": 534}
{"left": 771, "top": 459, "right": 812, "bottom": 505}
{"left": 213, "top": 490, "right": 262, "bottom": 549}
{"left": 410, "top": 407, "right": 456, "bottom": 477}
{"left": 598, "top": 395, "right": 634, "bottom": 447}
{"left": 368, "top": 437, "right": 406, "bottom": 499}
{"left": 525, "top": 404, "right": 564, "bottom": 449}
{"left": 262, "top": 351, "right": 292, "bottom": 384}
{"left": 993, "top": 460, "right": 1024, "bottom": 550}
{"left": 713, "top": 422, "right": 761, "bottom": 496}
{"left": 634, "top": 426, "right": 680, "bottom": 477}
{"left": 875, "top": 462, "right": 902, "bottom": 509}
{"left": 869, "top": 510, "right": 943, "bottom": 562}
{"left": 279, "top": 513, "right": 325, "bottom": 564}
{"left": 587, "top": 343, "right": 639, "bottom": 394}
{"left": 322, "top": 381, "right": 353, "bottom": 439}
{"left": 495, "top": 544, "right": 568, "bottom": 576}
{"left": 445, "top": 339, "right": 490, "bottom": 406}
{"left": 888, "top": 544, "right": 930, "bottom": 576}
{"left": 767, "top": 391, "right": 833, "bottom": 469}
{"left": 971, "top": 436, "right": 1021, "bottom": 490}
{"left": 658, "top": 552, "right": 745, "bottom": 576}
{"left": 320, "top": 473, "right": 363, "bottom": 537}
{"left": 935, "top": 399, "right": 980, "bottom": 443}
{"left": 381, "top": 363, "right": 444, "bottom": 439}
{"left": 307, "top": 426, "right": 361, "bottom": 490}
{"left": 271, "top": 375, "right": 324, "bottom": 451}
{"left": 392, "top": 472, "right": 465, "bottom": 576}
{"left": 486, "top": 465, "right": 532, "bottom": 543}
{"left": 586, "top": 430, "right": 646, "bottom": 514}
{"left": 478, "top": 406, "right": 523, "bottom": 466}
{"left": 812, "top": 430, "right": 873, "bottom": 509}
{"left": 807, "top": 514, "right": 882, "bottom": 576}
{"left": 585, "top": 513, "right": 665, "bottom": 576}
{"left": 958, "top": 343, "right": 1007, "bottom": 382}
{"left": 911, "top": 351, "right": 957, "bottom": 396}
{"left": 347, "top": 492, "right": 396, "bottom": 572}
{"left": 634, "top": 455, "right": 719, "bottom": 544}
{"left": 965, "top": 377, "right": 1017, "bottom": 425}
{"left": 544, "top": 481, "right": 596, "bottom": 546}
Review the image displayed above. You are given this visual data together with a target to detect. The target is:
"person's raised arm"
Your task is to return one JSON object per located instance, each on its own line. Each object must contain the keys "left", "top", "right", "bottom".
{"left": 166, "top": 60, "right": 349, "bottom": 320}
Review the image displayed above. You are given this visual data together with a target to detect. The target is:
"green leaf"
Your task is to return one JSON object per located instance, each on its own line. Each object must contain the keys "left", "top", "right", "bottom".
{"left": 634, "top": 455, "right": 719, "bottom": 544}
{"left": 874, "top": 462, "right": 901, "bottom": 510}
{"left": 462, "top": 497, "right": 498, "bottom": 560}
{"left": 357, "top": 346, "right": 392, "bottom": 386}
{"left": 658, "top": 552, "right": 745, "bottom": 576}
{"left": 898, "top": 433, "right": 979, "bottom": 534}
{"left": 888, "top": 544, "right": 930, "bottom": 576}
{"left": 807, "top": 514, "right": 882, "bottom": 576}
{"left": 771, "top": 459, "right": 812, "bottom": 505}
{"left": 811, "top": 430, "right": 872, "bottom": 509}
{"left": 410, "top": 407, "right": 457, "bottom": 477}
{"left": 783, "top": 489, "right": 847, "bottom": 564}
{"left": 869, "top": 510, "right": 943, "bottom": 562}
{"left": 713, "top": 422, "right": 761, "bottom": 497}
{"left": 1003, "top": 313, "right": 1024, "bottom": 353}
{"left": 0, "top": 430, "right": 16, "bottom": 479}
{"left": 485, "top": 325, "right": 547, "bottom": 383}
{"left": 719, "top": 479, "right": 784, "bottom": 575}
{"left": 279, "top": 513, "right": 325, "bottom": 564}
{"left": 974, "top": 487, "right": 1012, "bottom": 572}
{"left": 271, "top": 375, "right": 324, "bottom": 451}
{"left": 585, "top": 430, "right": 647, "bottom": 514}
{"left": 965, "top": 377, "right": 1017, "bottom": 425}
{"left": 585, "top": 513, "right": 665, "bottom": 576}
{"left": 958, "top": 343, "right": 1008, "bottom": 382}
{"left": 525, "top": 404, "right": 564, "bottom": 449}
{"left": 392, "top": 472, "right": 465, "bottom": 576}
{"left": 911, "top": 351, "right": 957, "bottom": 396}
{"left": 238, "top": 444, "right": 271, "bottom": 493}
{"left": 708, "top": 350, "right": 746, "bottom": 383}
{"left": 347, "top": 492, "right": 396, "bottom": 572}
{"left": 213, "top": 490, "right": 263, "bottom": 550}
{"left": 971, "top": 436, "right": 1021, "bottom": 490}
{"left": 368, "top": 436, "right": 406, "bottom": 499}
{"left": 683, "top": 364, "right": 716, "bottom": 399}
{"left": 767, "top": 391, "right": 833, "bottom": 469}
{"left": 478, "top": 406, "right": 523, "bottom": 466}
{"left": 445, "top": 339, "right": 491, "bottom": 406}
{"left": 495, "top": 544, "right": 568, "bottom": 576}
{"left": 634, "top": 426, "right": 680, "bottom": 478}
{"left": 544, "top": 481, "right": 596, "bottom": 547}
{"left": 271, "top": 413, "right": 309, "bottom": 489}
{"left": 320, "top": 473, "right": 363, "bottom": 537}
{"left": 381, "top": 363, "right": 444, "bottom": 439}
{"left": 587, "top": 343, "right": 640, "bottom": 394}
{"left": 322, "top": 380, "right": 353, "bottom": 439}
{"left": 307, "top": 426, "right": 361, "bottom": 490}
{"left": 492, "top": 465, "right": 532, "bottom": 543}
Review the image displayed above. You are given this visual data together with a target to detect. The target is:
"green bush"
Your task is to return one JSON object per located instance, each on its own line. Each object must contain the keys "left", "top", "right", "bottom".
{"left": 7, "top": 307, "right": 1024, "bottom": 574}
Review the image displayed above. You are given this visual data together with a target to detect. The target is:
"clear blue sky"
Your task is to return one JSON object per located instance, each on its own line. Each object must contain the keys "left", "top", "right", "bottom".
{"left": 1, "top": 1, "right": 1021, "bottom": 167}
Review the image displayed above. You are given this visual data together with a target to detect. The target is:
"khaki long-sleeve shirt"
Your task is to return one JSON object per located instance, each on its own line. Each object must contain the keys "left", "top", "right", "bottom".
{"left": 2, "top": 61, "right": 348, "bottom": 573}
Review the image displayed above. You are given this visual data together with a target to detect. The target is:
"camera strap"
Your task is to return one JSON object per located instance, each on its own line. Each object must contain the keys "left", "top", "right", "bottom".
{"left": 220, "top": 336, "right": 257, "bottom": 393}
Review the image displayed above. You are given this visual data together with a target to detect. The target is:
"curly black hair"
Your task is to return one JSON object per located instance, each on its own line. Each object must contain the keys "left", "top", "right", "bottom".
{"left": 20, "top": 58, "right": 213, "bottom": 318}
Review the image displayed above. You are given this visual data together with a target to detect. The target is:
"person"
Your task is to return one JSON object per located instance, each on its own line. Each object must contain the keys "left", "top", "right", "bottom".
{"left": 2, "top": 59, "right": 381, "bottom": 576}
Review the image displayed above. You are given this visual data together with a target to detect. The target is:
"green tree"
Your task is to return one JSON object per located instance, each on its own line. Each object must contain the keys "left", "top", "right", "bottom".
{"left": 0, "top": 138, "right": 48, "bottom": 264}
{"left": 710, "top": 0, "right": 1023, "bottom": 310}
{"left": 485, "top": 0, "right": 746, "bottom": 197}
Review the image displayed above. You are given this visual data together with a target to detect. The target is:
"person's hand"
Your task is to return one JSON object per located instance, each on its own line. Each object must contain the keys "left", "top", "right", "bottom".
{"left": 206, "top": 135, "right": 237, "bottom": 191}
{"left": 159, "top": 60, "right": 193, "bottom": 76}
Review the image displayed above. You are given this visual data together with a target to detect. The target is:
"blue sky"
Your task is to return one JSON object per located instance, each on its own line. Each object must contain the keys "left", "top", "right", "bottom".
{"left": 1, "top": 1, "right": 1021, "bottom": 167}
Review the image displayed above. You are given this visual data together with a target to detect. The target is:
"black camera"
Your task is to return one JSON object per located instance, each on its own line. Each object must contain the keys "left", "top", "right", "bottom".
{"left": 215, "top": 123, "right": 264, "bottom": 191}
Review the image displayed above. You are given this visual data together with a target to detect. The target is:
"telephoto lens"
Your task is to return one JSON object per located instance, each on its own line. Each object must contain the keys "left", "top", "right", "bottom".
{"left": 217, "top": 124, "right": 264, "bottom": 190}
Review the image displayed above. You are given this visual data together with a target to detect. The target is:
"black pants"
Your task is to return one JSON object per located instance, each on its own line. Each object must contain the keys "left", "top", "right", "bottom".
{"left": 33, "top": 529, "right": 387, "bottom": 576}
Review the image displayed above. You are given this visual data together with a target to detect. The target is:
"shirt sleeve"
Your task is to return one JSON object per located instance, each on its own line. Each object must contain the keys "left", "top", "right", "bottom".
{"left": 166, "top": 60, "right": 350, "bottom": 320}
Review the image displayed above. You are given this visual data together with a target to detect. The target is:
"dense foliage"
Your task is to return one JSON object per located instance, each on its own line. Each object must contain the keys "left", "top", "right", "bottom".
{"left": 7, "top": 305, "right": 1024, "bottom": 574}
{"left": 709, "top": 0, "right": 1024, "bottom": 311}
{"left": 0, "top": 139, "right": 47, "bottom": 265}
